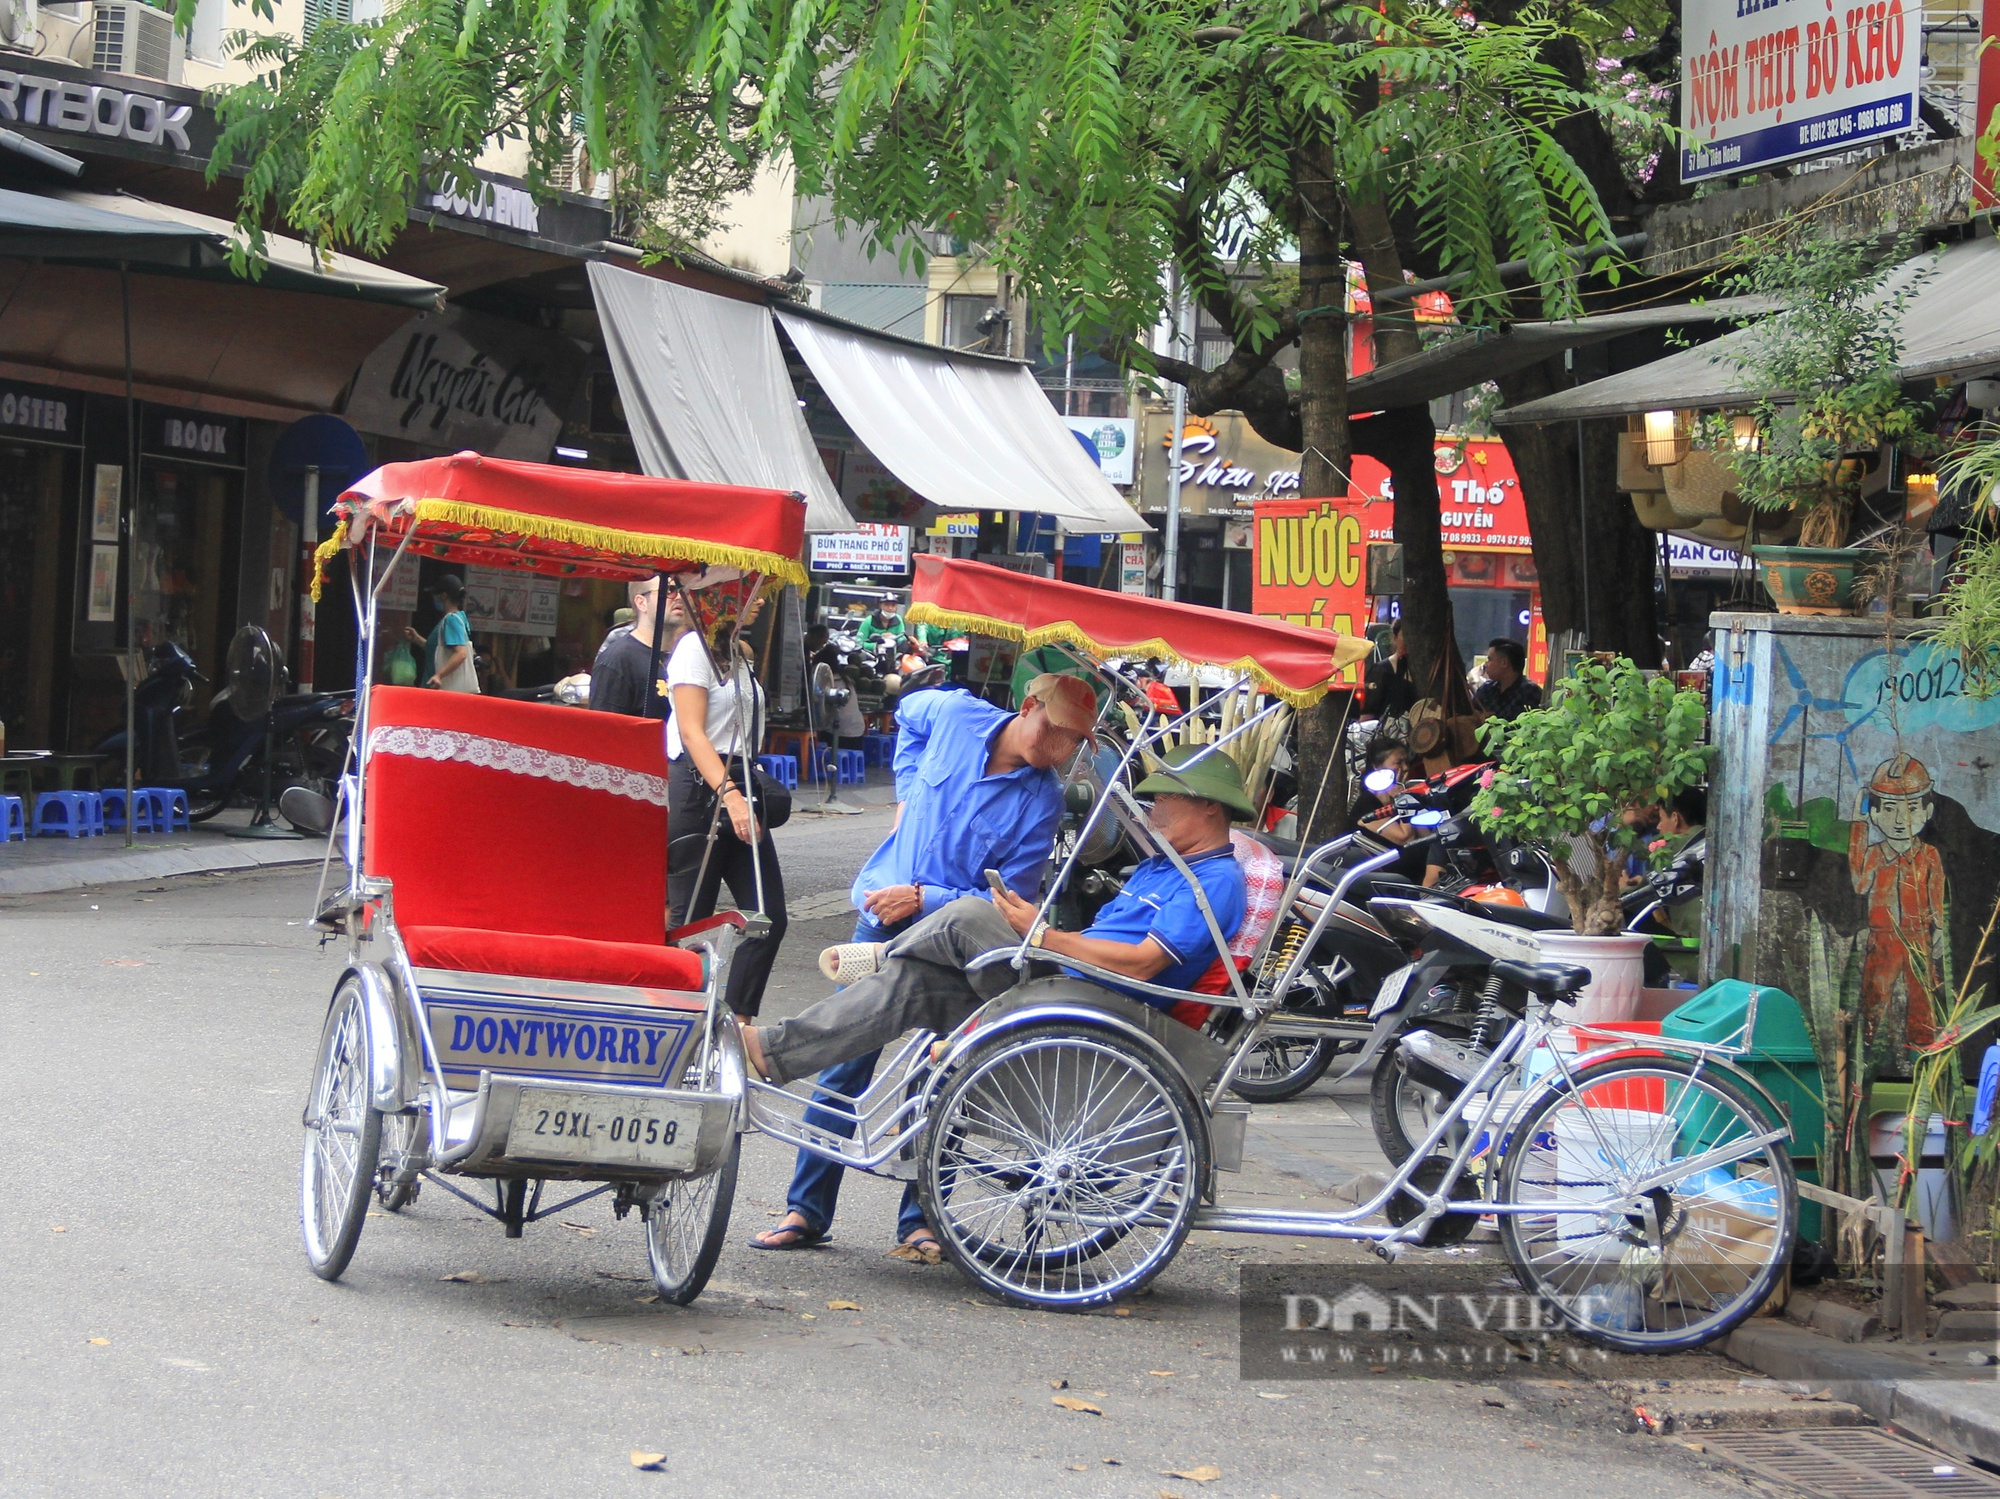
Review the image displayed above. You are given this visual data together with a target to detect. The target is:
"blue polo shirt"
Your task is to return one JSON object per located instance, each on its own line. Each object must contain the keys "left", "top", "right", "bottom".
{"left": 850, "top": 690, "right": 1064, "bottom": 917}
{"left": 1076, "top": 844, "right": 1247, "bottom": 1006}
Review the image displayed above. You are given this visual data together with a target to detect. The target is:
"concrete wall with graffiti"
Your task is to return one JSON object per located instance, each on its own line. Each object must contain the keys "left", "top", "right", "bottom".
{"left": 1706, "top": 612, "right": 2000, "bottom": 1076}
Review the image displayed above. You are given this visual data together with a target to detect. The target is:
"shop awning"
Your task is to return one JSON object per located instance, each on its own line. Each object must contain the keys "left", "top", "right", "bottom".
{"left": 588, "top": 262, "right": 852, "bottom": 532}
{"left": 1347, "top": 296, "right": 1777, "bottom": 413}
{"left": 775, "top": 308, "right": 1146, "bottom": 534}
{"left": 907, "top": 556, "right": 1366, "bottom": 707}
{"left": 1496, "top": 237, "right": 2000, "bottom": 425}
{"left": 52, "top": 191, "right": 444, "bottom": 308}
{"left": 0, "top": 185, "right": 222, "bottom": 266}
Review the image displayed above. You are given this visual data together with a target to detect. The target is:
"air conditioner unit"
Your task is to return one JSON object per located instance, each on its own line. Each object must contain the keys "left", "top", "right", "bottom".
{"left": 92, "top": 0, "right": 183, "bottom": 84}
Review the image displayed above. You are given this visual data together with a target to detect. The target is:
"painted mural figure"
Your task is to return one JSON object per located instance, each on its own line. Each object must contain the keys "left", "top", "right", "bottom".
{"left": 1848, "top": 753, "right": 1948, "bottom": 1051}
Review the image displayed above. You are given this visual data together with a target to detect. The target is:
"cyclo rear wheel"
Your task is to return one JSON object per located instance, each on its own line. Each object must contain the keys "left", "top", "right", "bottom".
{"left": 300, "top": 976, "right": 383, "bottom": 1281}
{"left": 917, "top": 1021, "right": 1209, "bottom": 1311}
{"left": 1496, "top": 1053, "right": 1797, "bottom": 1353}
{"left": 644, "top": 1134, "right": 739, "bottom": 1305}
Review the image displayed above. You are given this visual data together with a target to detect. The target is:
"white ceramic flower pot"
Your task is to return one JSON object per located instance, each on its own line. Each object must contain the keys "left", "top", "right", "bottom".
{"left": 1536, "top": 931, "right": 1653, "bottom": 1024}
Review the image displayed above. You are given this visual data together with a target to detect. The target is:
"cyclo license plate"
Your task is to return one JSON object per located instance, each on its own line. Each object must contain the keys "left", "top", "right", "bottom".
{"left": 506, "top": 1089, "right": 701, "bottom": 1171}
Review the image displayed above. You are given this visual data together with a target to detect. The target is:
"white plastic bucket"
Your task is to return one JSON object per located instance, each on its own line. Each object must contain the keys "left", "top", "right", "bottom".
{"left": 1537, "top": 931, "right": 1653, "bottom": 1025}
{"left": 1549, "top": 1105, "right": 1668, "bottom": 1260}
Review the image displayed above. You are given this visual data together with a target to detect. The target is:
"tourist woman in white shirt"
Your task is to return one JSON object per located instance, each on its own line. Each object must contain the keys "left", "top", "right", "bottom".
{"left": 665, "top": 571, "right": 787, "bottom": 1019}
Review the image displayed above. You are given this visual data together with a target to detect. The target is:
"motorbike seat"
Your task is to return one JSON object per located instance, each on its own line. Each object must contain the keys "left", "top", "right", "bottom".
{"left": 1435, "top": 892, "right": 1567, "bottom": 932}
{"left": 1491, "top": 958, "right": 1590, "bottom": 999}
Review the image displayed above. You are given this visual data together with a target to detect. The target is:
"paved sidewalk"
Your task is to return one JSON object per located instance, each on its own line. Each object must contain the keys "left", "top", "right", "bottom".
{"left": 0, "top": 808, "right": 330, "bottom": 897}
{"left": 1239, "top": 1071, "right": 1391, "bottom": 1200}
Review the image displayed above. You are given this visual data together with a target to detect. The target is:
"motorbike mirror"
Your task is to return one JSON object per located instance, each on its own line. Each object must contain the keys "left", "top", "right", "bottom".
{"left": 278, "top": 785, "right": 336, "bottom": 837}
{"left": 1362, "top": 767, "right": 1398, "bottom": 795}
{"left": 1408, "top": 809, "right": 1447, "bottom": 828}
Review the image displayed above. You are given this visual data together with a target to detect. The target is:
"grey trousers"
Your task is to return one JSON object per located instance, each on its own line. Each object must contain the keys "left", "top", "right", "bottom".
{"left": 758, "top": 896, "right": 1023, "bottom": 1086}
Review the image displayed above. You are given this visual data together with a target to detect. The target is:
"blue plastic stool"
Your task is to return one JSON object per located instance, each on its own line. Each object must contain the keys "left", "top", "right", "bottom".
{"left": 141, "top": 787, "right": 190, "bottom": 831}
{"left": 836, "top": 749, "right": 866, "bottom": 786}
{"left": 0, "top": 794, "right": 24, "bottom": 841}
{"left": 35, "top": 790, "right": 104, "bottom": 838}
{"left": 861, "top": 732, "right": 897, "bottom": 767}
{"left": 756, "top": 754, "right": 798, "bottom": 791}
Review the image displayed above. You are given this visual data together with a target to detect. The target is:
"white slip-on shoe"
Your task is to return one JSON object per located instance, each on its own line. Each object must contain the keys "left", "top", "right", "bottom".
{"left": 817, "top": 942, "right": 888, "bottom": 985}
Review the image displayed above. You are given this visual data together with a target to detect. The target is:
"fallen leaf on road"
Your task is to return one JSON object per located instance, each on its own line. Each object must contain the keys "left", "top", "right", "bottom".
{"left": 800, "top": 1313, "right": 817, "bottom": 1321}
{"left": 560, "top": 1221, "right": 597, "bottom": 1236}
{"left": 1052, "top": 1396, "right": 1102, "bottom": 1415}
{"left": 1102, "top": 1458, "right": 1122, "bottom": 1466}
{"left": 102, "top": 959, "right": 146, "bottom": 967}
{"left": 629, "top": 1451, "right": 667, "bottom": 1471}
{"left": 1162, "top": 1466, "right": 1221, "bottom": 1483}
{"left": 634, "top": 1295, "right": 660, "bottom": 1304}
{"left": 1050, "top": 1378, "right": 1069, "bottom": 1389}
{"left": 1112, "top": 1308, "right": 1132, "bottom": 1317}
{"left": 1159, "top": 1490, "right": 1185, "bottom": 1499}
{"left": 501, "top": 1321, "right": 532, "bottom": 1328}
{"left": 1066, "top": 1464, "right": 1087, "bottom": 1471}
{"left": 1091, "top": 1390, "right": 1107, "bottom": 1398}
{"left": 596, "top": 1271, "right": 649, "bottom": 1282}
{"left": 1255, "top": 1393, "right": 1287, "bottom": 1401}
{"left": 826, "top": 1300, "right": 862, "bottom": 1311}
{"left": 50, "top": 1226, "right": 65, "bottom": 1234}
{"left": 86, "top": 1338, "right": 109, "bottom": 1346}
{"left": 1147, "top": 1370, "right": 1175, "bottom": 1377}
{"left": 439, "top": 1271, "right": 507, "bottom": 1284}
{"left": 1520, "top": 1440, "right": 1541, "bottom": 1449}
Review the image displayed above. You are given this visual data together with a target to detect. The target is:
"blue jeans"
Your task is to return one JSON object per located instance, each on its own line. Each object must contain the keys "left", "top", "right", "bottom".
{"left": 786, "top": 914, "right": 926, "bottom": 1240}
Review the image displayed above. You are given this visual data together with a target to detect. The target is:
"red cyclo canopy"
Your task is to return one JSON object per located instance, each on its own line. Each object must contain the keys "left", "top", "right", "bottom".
{"left": 325, "top": 452, "right": 809, "bottom": 588}
{"left": 906, "top": 556, "right": 1370, "bottom": 707}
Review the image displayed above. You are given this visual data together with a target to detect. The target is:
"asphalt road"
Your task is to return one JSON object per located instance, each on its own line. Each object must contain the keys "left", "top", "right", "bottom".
{"left": 0, "top": 810, "right": 1758, "bottom": 1497}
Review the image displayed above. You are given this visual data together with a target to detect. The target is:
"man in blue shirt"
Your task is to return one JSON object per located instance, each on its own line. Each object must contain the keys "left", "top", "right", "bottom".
{"left": 740, "top": 743, "right": 1252, "bottom": 1168}
{"left": 747, "top": 672, "right": 1097, "bottom": 1257}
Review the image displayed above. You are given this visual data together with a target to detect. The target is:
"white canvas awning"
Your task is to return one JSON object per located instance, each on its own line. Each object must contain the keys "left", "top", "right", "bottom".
{"left": 775, "top": 308, "right": 1147, "bottom": 534}
{"left": 1497, "top": 237, "right": 2000, "bottom": 425}
{"left": 588, "top": 262, "right": 852, "bottom": 531}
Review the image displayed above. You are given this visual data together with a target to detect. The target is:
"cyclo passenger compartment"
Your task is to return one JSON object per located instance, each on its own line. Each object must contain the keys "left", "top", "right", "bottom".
{"left": 363, "top": 686, "right": 725, "bottom": 1180}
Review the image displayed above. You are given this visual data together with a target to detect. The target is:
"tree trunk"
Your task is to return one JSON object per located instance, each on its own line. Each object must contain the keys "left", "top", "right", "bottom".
{"left": 1353, "top": 405, "right": 1466, "bottom": 708}
{"left": 1295, "top": 689, "right": 1354, "bottom": 845}
{"left": 1495, "top": 361, "right": 1662, "bottom": 662}
{"left": 1295, "top": 162, "right": 1350, "bottom": 500}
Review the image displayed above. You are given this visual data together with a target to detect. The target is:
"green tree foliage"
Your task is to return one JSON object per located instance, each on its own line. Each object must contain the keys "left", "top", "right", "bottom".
{"left": 1468, "top": 657, "right": 1711, "bottom": 935}
{"left": 1698, "top": 233, "right": 1934, "bottom": 549}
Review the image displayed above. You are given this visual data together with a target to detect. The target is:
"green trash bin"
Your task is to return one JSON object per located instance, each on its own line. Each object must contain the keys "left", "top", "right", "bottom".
{"left": 1662, "top": 979, "right": 1826, "bottom": 1237}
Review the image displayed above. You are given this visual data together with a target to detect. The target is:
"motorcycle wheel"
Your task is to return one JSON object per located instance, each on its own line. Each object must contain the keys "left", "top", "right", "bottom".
{"left": 1229, "top": 1036, "right": 1344, "bottom": 1103}
{"left": 1369, "top": 1028, "right": 1475, "bottom": 1165}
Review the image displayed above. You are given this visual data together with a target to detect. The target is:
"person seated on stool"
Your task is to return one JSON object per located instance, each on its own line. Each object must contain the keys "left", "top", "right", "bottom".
{"left": 747, "top": 672, "right": 1095, "bottom": 1262}
{"left": 738, "top": 746, "right": 1253, "bottom": 1164}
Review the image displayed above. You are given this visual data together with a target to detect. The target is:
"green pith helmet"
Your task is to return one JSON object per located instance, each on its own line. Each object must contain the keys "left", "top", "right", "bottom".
{"left": 1134, "top": 744, "right": 1256, "bottom": 821}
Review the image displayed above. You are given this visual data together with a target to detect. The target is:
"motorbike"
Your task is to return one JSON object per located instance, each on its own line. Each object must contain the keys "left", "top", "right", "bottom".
{"left": 95, "top": 641, "right": 353, "bottom": 823}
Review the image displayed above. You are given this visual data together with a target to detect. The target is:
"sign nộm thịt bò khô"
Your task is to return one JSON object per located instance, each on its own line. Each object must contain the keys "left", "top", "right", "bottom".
{"left": 1679, "top": 0, "right": 1917, "bottom": 184}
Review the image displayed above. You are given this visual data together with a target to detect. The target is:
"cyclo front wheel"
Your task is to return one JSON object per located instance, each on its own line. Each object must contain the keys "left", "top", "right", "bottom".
{"left": 644, "top": 1134, "right": 739, "bottom": 1305}
{"left": 1496, "top": 1053, "right": 1797, "bottom": 1353}
{"left": 300, "top": 976, "right": 384, "bottom": 1281}
{"left": 918, "top": 1021, "right": 1209, "bottom": 1311}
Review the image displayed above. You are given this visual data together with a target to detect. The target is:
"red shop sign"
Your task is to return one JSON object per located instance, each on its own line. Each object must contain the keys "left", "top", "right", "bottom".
{"left": 1351, "top": 439, "right": 1533, "bottom": 554}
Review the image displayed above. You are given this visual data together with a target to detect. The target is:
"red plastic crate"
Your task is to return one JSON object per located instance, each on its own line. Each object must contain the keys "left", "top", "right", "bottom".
{"left": 1575, "top": 1020, "right": 1665, "bottom": 1111}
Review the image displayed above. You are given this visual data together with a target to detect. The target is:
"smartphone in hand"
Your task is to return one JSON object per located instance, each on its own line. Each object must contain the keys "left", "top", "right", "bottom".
{"left": 984, "top": 868, "right": 1008, "bottom": 895}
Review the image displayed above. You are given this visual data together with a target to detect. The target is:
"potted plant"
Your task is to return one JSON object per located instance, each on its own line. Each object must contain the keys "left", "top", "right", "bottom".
{"left": 1700, "top": 233, "right": 1935, "bottom": 614}
{"left": 1469, "top": 657, "right": 1713, "bottom": 1020}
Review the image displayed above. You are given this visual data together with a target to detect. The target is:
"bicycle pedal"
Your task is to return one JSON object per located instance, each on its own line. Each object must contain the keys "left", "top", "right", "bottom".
{"left": 1370, "top": 1239, "right": 1408, "bottom": 1263}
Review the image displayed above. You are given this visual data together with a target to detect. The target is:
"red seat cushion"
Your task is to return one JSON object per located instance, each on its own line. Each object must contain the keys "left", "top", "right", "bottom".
{"left": 402, "top": 925, "right": 706, "bottom": 993}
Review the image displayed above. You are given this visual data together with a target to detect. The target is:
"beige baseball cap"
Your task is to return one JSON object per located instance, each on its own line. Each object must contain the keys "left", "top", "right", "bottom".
{"left": 1024, "top": 672, "right": 1100, "bottom": 734}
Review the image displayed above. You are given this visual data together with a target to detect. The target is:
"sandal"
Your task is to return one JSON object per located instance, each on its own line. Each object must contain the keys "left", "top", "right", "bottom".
{"left": 818, "top": 942, "right": 888, "bottom": 985}
{"left": 748, "top": 1219, "right": 831, "bottom": 1251}
{"left": 887, "top": 1232, "right": 943, "bottom": 1265}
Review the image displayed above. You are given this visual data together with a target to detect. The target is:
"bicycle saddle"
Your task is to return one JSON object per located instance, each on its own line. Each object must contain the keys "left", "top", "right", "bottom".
{"left": 1490, "top": 958, "right": 1591, "bottom": 998}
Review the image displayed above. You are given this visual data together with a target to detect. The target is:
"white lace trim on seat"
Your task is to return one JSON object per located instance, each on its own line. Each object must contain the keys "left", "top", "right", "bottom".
{"left": 366, "top": 725, "right": 669, "bottom": 807}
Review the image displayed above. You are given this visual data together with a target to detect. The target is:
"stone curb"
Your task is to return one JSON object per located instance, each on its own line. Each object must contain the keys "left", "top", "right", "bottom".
{"left": 1724, "top": 1319, "right": 2000, "bottom": 1466}
{"left": 0, "top": 838, "right": 326, "bottom": 897}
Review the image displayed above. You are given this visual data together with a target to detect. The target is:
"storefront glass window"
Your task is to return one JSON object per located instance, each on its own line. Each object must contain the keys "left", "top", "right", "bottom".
{"left": 133, "top": 465, "right": 237, "bottom": 682}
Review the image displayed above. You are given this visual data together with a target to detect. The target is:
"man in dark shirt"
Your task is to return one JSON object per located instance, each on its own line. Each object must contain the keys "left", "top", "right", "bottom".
{"left": 1473, "top": 637, "right": 1542, "bottom": 721}
{"left": 1362, "top": 619, "right": 1417, "bottom": 721}
{"left": 589, "top": 575, "right": 682, "bottom": 717}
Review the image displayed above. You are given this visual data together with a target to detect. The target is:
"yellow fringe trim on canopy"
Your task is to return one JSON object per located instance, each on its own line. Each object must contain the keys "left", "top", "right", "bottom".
{"left": 906, "top": 601, "right": 1367, "bottom": 709}
{"left": 409, "top": 500, "right": 810, "bottom": 588}
{"left": 308, "top": 518, "right": 350, "bottom": 603}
